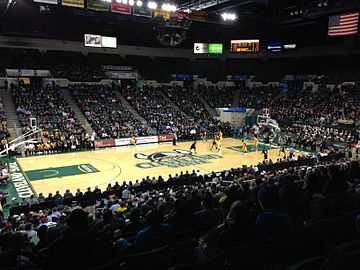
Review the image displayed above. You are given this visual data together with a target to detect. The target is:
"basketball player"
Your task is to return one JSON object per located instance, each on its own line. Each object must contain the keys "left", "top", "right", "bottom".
{"left": 253, "top": 135, "right": 259, "bottom": 151}
{"left": 210, "top": 138, "right": 217, "bottom": 151}
{"left": 215, "top": 134, "right": 222, "bottom": 151}
{"left": 278, "top": 136, "right": 286, "bottom": 156}
{"left": 219, "top": 130, "right": 223, "bottom": 141}
{"left": 172, "top": 133, "right": 177, "bottom": 146}
{"left": 241, "top": 140, "right": 247, "bottom": 154}
{"left": 262, "top": 147, "right": 268, "bottom": 160}
{"left": 190, "top": 141, "right": 197, "bottom": 154}
{"left": 130, "top": 135, "right": 136, "bottom": 146}
{"left": 216, "top": 140, "right": 222, "bottom": 151}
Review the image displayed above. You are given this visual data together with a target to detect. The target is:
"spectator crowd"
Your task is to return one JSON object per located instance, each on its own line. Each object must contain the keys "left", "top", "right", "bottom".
{"left": 11, "top": 82, "right": 91, "bottom": 153}
{"left": 71, "top": 84, "right": 149, "bottom": 139}
{"left": 121, "top": 85, "right": 198, "bottom": 140}
{"left": 1, "top": 150, "right": 360, "bottom": 269}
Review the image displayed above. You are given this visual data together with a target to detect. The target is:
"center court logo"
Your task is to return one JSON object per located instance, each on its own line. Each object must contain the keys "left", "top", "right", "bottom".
{"left": 134, "top": 149, "right": 223, "bottom": 169}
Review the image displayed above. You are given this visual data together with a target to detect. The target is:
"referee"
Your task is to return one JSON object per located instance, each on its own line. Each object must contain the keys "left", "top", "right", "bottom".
{"left": 190, "top": 141, "right": 197, "bottom": 154}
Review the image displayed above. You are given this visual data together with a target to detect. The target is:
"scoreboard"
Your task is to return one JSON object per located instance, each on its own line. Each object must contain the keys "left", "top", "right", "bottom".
{"left": 230, "top": 39, "right": 260, "bottom": 53}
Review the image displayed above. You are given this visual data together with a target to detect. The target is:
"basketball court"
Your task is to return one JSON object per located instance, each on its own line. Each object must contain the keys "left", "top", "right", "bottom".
{"left": 12, "top": 138, "right": 305, "bottom": 196}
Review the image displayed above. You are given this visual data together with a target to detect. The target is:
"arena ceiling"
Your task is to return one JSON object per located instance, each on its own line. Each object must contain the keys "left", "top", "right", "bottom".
{"left": 0, "top": 0, "right": 360, "bottom": 48}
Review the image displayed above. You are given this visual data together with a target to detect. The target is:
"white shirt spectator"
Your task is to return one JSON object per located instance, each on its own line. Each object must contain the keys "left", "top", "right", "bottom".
{"left": 109, "top": 203, "right": 121, "bottom": 213}
{"left": 122, "top": 188, "right": 131, "bottom": 201}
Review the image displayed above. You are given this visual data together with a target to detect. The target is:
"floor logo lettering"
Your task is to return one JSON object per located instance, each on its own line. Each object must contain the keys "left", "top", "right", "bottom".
{"left": 9, "top": 161, "right": 34, "bottom": 198}
{"left": 134, "top": 149, "right": 223, "bottom": 169}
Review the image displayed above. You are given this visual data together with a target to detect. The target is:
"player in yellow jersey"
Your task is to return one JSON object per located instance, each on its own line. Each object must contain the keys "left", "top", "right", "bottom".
{"left": 219, "top": 130, "right": 223, "bottom": 141}
{"left": 130, "top": 135, "right": 136, "bottom": 146}
{"left": 215, "top": 139, "right": 222, "bottom": 151}
{"left": 37, "top": 143, "right": 44, "bottom": 153}
{"left": 241, "top": 140, "right": 247, "bottom": 154}
{"left": 253, "top": 135, "right": 259, "bottom": 151}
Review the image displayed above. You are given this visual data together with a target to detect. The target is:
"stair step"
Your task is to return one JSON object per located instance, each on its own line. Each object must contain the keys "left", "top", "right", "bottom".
{"left": 61, "top": 88, "right": 94, "bottom": 135}
{"left": 114, "top": 91, "right": 156, "bottom": 134}
{"left": 0, "top": 88, "right": 21, "bottom": 140}
{"left": 195, "top": 91, "right": 219, "bottom": 117}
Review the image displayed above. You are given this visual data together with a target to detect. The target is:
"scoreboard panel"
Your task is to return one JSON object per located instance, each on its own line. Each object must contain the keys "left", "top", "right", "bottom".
{"left": 230, "top": 39, "right": 260, "bottom": 53}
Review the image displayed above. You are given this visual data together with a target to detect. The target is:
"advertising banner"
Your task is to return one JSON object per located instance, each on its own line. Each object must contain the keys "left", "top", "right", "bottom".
{"left": 94, "top": 139, "right": 116, "bottom": 148}
{"left": 6, "top": 69, "right": 19, "bottom": 77}
{"left": 174, "top": 74, "right": 194, "bottom": 81}
{"left": 208, "top": 43, "right": 223, "bottom": 54}
{"left": 111, "top": 1, "right": 131, "bottom": 14}
{"left": 157, "top": 134, "right": 175, "bottom": 143}
{"left": 136, "top": 136, "right": 158, "bottom": 144}
{"left": 223, "top": 108, "right": 246, "bottom": 113}
{"left": 36, "top": 70, "right": 52, "bottom": 77}
{"left": 133, "top": 4, "right": 152, "bottom": 17}
{"left": 62, "top": 0, "right": 84, "bottom": 8}
{"left": 115, "top": 138, "right": 130, "bottom": 146}
{"left": 34, "top": 0, "right": 58, "bottom": 4}
{"left": 154, "top": 9, "right": 171, "bottom": 20}
{"left": 96, "top": 135, "right": 173, "bottom": 148}
{"left": 105, "top": 71, "right": 138, "bottom": 79}
{"left": 20, "top": 70, "right": 35, "bottom": 76}
{"left": 194, "top": 43, "right": 208, "bottom": 54}
{"left": 267, "top": 41, "right": 283, "bottom": 53}
{"left": 87, "top": 0, "right": 109, "bottom": 11}
{"left": 190, "top": 10, "right": 206, "bottom": 22}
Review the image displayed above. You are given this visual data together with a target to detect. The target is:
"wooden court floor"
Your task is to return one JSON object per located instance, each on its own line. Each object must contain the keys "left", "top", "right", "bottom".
{"left": 16, "top": 138, "right": 298, "bottom": 196}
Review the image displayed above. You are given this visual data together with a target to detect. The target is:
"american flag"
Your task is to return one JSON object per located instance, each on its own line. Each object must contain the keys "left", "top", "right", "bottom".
{"left": 328, "top": 11, "right": 359, "bottom": 37}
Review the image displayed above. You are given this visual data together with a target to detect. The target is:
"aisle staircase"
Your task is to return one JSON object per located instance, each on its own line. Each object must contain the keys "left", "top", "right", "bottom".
{"left": 157, "top": 91, "right": 194, "bottom": 121}
{"left": 61, "top": 88, "right": 94, "bottom": 135}
{"left": 114, "top": 91, "right": 156, "bottom": 134}
{"left": 195, "top": 91, "right": 219, "bottom": 117}
{"left": 232, "top": 90, "right": 241, "bottom": 107}
{"left": 0, "top": 88, "right": 22, "bottom": 140}
{"left": 158, "top": 91, "right": 207, "bottom": 131}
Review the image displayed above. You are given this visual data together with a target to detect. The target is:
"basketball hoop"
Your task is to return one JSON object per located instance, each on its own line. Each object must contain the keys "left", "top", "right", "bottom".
{"left": 30, "top": 118, "right": 37, "bottom": 130}
{"left": 0, "top": 127, "right": 43, "bottom": 157}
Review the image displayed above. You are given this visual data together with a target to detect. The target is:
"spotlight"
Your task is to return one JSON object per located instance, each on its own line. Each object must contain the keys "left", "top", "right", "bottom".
{"left": 221, "top": 12, "right": 237, "bottom": 21}
{"left": 162, "top": 3, "right": 176, "bottom": 12}
{"left": 121, "top": 0, "right": 128, "bottom": 4}
{"left": 129, "top": 0, "right": 135, "bottom": 5}
{"left": 136, "top": 0, "right": 142, "bottom": 6}
{"left": 148, "top": 1, "right": 157, "bottom": 9}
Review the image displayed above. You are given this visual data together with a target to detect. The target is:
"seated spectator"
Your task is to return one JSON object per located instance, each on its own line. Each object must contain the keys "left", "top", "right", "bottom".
{"left": 122, "top": 208, "right": 145, "bottom": 237}
{"left": 195, "top": 200, "right": 255, "bottom": 259}
{"left": 43, "top": 208, "right": 116, "bottom": 270}
{"left": 1, "top": 231, "right": 35, "bottom": 268}
{"left": 134, "top": 209, "right": 172, "bottom": 247}
{"left": 256, "top": 184, "right": 294, "bottom": 237}
{"left": 195, "top": 193, "right": 224, "bottom": 229}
